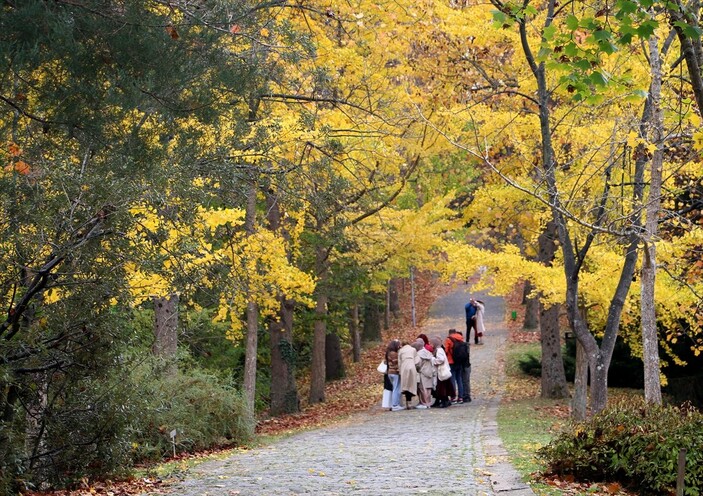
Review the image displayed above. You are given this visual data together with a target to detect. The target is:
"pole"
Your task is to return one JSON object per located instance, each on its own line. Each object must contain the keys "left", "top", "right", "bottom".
{"left": 676, "top": 448, "right": 686, "bottom": 496}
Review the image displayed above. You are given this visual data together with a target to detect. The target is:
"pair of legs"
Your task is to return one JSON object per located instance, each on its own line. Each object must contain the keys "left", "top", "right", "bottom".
{"left": 417, "top": 384, "right": 432, "bottom": 407}
{"left": 450, "top": 363, "right": 464, "bottom": 401}
{"left": 388, "top": 374, "right": 402, "bottom": 410}
{"left": 462, "top": 364, "right": 472, "bottom": 402}
{"left": 433, "top": 378, "right": 455, "bottom": 408}
{"left": 467, "top": 319, "right": 480, "bottom": 344}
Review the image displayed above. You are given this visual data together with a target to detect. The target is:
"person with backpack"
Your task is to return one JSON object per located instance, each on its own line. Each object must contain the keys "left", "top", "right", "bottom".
{"left": 444, "top": 329, "right": 468, "bottom": 404}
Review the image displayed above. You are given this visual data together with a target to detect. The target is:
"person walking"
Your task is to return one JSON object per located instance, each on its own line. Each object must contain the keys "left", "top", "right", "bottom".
{"left": 398, "top": 340, "right": 420, "bottom": 409}
{"left": 385, "top": 339, "right": 403, "bottom": 412}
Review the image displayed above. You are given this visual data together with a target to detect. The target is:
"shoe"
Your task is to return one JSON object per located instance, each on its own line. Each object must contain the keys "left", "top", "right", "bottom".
{"left": 465, "top": 397, "right": 472, "bottom": 403}
{"left": 415, "top": 404, "right": 428, "bottom": 409}
{"left": 451, "top": 397, "right": 458, "bottom": 403}
{"left": 391, "top": 405, "right": 404, "bottom": 411}
{"left": 457, "top": 398, "right": 463, "bottom": 404}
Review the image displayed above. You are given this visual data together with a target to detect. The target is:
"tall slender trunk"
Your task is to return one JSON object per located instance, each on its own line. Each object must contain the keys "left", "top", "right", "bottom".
{"left": 641, "top": 35, "right": 664, "bottom": 404}
{"left": 572, "top": 337, "right": 588, "bottom": 420}
{"left": 362, "top": 293, "right": 383, "bottom": 343}
{"left": 268, "top": 297, "right": 299, "bottom": 415}
{"left": 309, "top": 243, "right": 328, "bottom": 404}
{"left": 349, "top": 304, "right": 361, "bottom": 362}
{"left": 522, "top": 280, "right": 540, "bottom": 330}
{"left": 264, "top": 187, "right": 300, "bottom": 415}
{"left": 243, "top": 177, "right": 259, "bottom": 413}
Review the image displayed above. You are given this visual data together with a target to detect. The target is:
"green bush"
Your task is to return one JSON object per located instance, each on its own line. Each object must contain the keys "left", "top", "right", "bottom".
{"left": 130, "top": 359, "right": 254, "bottom": 461}
{"left": 538, "top": 398, "right": 703, "bottom": 495}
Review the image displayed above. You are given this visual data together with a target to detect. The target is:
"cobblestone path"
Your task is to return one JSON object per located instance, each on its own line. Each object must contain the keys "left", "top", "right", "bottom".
{"left": 150, "top": 283, "right": 534, "bottom": 495}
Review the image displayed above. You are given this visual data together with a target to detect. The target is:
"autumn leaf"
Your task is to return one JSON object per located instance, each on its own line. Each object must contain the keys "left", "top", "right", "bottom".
{"left": 5, "top": 160, "right": 30, "bottom": 175}
{"left": 230, "top": 24, "right": 241, "bottom": 34}
{"left": 8, "top": 142, "right": 22, "bottom": 156}
{"left": 165, "top": 25, "right": 179, "bottom": 39}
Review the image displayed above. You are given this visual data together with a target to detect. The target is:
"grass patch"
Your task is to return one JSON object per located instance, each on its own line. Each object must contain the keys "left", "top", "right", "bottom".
{"left": 499, "top": 341, "right": 569, "bottom": 495}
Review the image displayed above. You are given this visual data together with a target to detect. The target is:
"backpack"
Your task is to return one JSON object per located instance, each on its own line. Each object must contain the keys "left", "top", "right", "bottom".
{"left": 451, "top": 338, "right": 470, "bottom": 366}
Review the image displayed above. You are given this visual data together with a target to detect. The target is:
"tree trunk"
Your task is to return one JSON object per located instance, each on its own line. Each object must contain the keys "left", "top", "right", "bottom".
{"left": 540, "top": 302, "right": 570, "bottom": 399}
{"left": 362, "top": 293, "right": 382, "bottom": 343}
{"left": 537, "top": 221, "right": 569, "bottom": 398}
{"left": 268, "top": 297, "right": 299, "bottom": 416}
{"left": 264, "top": 186, "right": 300, "bottom": 415}
{"left": 309, "top": 244, "right": 328, "bottom": 405}
{"left": 243, "top": 177, "right": 259, "bottom": 413}
{"left": 522, "top": 280, "right": 539, "bottom": 330}
{"left": 349, "top": 304, "right": 361, "bottom": 362}
{"left": 325, "top": 332, "right": 345, "bottom": 380}
{"left": 641, "top": 35, "right": 664, "bottom": 405}
{"left": 0, "top": 384, "right": 19, "bottom": 470}
{"left": 388, "top": 278, "right": 400, "bottom": 318}
{"left": 572, "top": 337, "right": 588, "bottom": 420}
{"left": 25, "top": 372, "right": 49, "bottom": 489}
{"left": 152, "top": 293, "right": 179, "bottom": 375}
{"left": 384, "top": 280, "right": 391, "bottom": 330}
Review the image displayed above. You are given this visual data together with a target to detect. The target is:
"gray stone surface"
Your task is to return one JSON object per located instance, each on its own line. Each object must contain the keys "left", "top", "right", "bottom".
{"left": 147, "top": 282, "right": 535, "bottom": 495}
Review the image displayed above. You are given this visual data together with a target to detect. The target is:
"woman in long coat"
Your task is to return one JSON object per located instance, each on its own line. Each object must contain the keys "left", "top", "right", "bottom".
{"left": 430, "top": 335, "right": 454, "bottom": 408}
{"left": 397, "top": 341, "right": 420, "bottom": 409}
{"left": 415, "top": 339, "right": 435, "bottom": 408}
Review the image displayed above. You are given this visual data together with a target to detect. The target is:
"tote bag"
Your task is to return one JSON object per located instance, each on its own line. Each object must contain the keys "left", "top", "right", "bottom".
{"left": 377, "top": 360, "right": 388, "bottom": 374}
{"left": 437, "top": 360, "right": 451, "bottom": 381}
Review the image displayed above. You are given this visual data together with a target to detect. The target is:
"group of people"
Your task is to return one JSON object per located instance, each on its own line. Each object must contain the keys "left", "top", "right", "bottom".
{"left": 381, "top": 296, "right": 485, "bottom": 411}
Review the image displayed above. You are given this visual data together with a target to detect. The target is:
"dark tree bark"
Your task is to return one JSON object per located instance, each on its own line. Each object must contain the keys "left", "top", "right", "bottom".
{"left": 522, "top": 280, "right": 540, "bottom": 330}
{"left": 268, "top": 297, "right": 299, "bottom": 416}
{"left": 325, "top": 332, "right": 345, "bottom": 380}
{"left": 265, "top": 187, "right": 300, "bottom": 415}
{"left": 537, "top": 222, "right": 569, "bottom": 399}
{"left": 349, "top": 304, "right": 361, "bottom": 362}
{"left": 388, "top": 278, "right": 400, "bottom": 318}
{"left": 362, "top": 293, "right": 383, "bottom": 343}
{"left": 539, "top": 302, "right": 569, "bottom": 398}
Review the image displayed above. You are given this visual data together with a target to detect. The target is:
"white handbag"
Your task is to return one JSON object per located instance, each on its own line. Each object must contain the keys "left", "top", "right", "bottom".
{"left": 437, "top": 360, "right": 451, "bottom": 381}
{"left": 377, "top": 360, "right": 388, "bottom": 374}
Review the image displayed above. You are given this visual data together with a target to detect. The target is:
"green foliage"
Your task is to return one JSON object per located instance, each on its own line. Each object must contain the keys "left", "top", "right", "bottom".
{"left": 129, "top": 359, "right": 254, "bottom": 462}
{"left": 517, "top": 337, "right": 643, "bottom": 389}
{"left": 539, "top": 398, "right": 703, "bottom": 494}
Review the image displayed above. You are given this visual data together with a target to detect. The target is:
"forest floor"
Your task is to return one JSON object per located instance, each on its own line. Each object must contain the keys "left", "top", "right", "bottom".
{"left": 22, "top": 273, "right": 634, "bottom": 496}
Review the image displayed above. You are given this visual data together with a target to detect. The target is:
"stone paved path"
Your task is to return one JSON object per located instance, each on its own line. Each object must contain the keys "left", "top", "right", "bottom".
{"left": 149, "top": 283, "right": 534, "bottom": 495}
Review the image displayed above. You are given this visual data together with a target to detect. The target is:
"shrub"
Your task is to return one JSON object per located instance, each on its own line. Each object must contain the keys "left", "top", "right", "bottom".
{"left": 538, "top": 397, "right": 703, "bottom": 495}
{"left": 129, "top": 359, "right": 254, "bottom": 461}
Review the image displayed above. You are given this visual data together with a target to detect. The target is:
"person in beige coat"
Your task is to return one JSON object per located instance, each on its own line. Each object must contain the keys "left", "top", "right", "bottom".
{"left": 414, "top": 338, "right": 435, "bottom": 408}
{"left": 398, "top": 341, "right": 421, "bottom": 409}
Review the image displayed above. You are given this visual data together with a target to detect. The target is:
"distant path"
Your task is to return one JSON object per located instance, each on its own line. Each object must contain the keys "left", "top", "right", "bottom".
{"left": 148, "top": 282, "right": 534, "bottom": 495}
